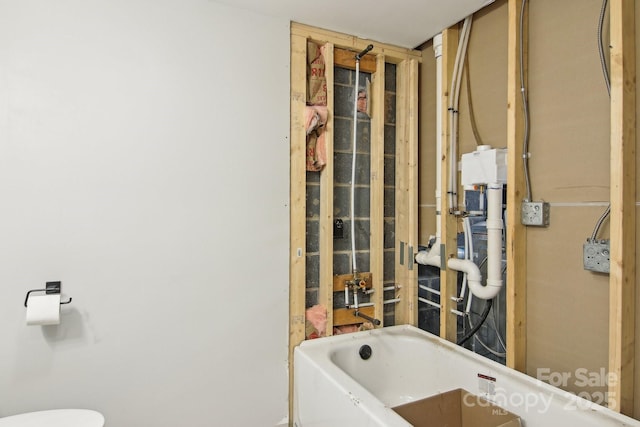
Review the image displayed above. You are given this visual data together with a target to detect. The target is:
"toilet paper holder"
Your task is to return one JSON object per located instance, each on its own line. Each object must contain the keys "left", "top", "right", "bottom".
{"left": 24, "top": 281, "right": 73, "bottom": 307}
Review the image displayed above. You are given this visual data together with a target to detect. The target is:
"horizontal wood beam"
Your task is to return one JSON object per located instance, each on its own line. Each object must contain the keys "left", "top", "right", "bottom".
{"left": 292, "top": 22, "right": 422, "bottom": 64}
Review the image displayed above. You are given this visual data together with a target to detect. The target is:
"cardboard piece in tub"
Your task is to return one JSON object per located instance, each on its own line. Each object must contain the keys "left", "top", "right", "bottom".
{"left": 392, "top": 388, "right": 521, "bottom": 427}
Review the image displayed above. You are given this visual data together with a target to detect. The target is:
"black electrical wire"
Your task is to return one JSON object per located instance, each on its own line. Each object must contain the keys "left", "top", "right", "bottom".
{"left": 457, "top": 298, "right": 493, "bottom": 346}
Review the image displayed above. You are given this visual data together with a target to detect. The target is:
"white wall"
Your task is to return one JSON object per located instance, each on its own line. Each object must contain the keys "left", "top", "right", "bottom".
{"left": 0, "top": 1, "right": 290, "bottom": 425}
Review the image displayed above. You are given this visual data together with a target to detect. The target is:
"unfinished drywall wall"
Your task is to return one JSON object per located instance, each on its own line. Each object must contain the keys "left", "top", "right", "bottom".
{"left": 420, "top": 0, "right": 640, "bottom": 418}
{"left": 525, "top": 0, "right": 611, "bottom": 402}
{"left": 419, "top": 41, "right": 437, "bottom": 245}
{"left": 0, "top": 1, "right": 290, "bottom": 425}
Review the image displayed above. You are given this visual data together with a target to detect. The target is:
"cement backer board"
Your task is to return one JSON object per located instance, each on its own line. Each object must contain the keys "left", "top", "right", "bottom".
{"left": 419, "top": 41, "right": 437, "bottom": 245}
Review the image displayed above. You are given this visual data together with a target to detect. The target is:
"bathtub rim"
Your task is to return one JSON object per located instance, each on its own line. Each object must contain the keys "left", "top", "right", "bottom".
{"left": 295, "top": 324, "right": 640, "bottom": 426}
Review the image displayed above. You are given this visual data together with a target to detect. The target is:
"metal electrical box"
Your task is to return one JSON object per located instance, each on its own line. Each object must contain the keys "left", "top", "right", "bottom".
{"left": 583, "top": 239, "right": 610, "bottom": 274}
{"left": 521, "top": 201, "right": 550, "bottom": 226}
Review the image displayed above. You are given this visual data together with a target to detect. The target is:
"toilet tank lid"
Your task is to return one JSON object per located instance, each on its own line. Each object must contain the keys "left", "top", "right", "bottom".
{"left": 0, "top": 409, "right": 104, "bottom": 427}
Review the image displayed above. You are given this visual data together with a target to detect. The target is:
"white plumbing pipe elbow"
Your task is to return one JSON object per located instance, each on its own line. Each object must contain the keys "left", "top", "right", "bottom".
{"left": 469, "top": 276, "right": 502, "bottom": 300}
{"left": 415, "top": 239, "right": 441, "bottom": 268}
{"left": 447, "top": 258, "right": 481, "bottom": 282}
{"left": 448, "top": 258, "right": 502, "bottom": 300}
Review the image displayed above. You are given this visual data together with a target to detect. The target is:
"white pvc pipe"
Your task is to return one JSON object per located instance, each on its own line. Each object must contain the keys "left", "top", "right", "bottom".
{"left": 448, "top": 16, "right": 472, "bottom": 211}
{"left": 415, "top": 247, "right": 441, "bottom": 268}
{"left": 447, "top": 257, "right": 482, "bottom": 290}
{"left": 454, "top": 184, "right": 503, "bottom": 300}
{"left": 344, "top": 285, "right": 349, "bottom": 308}
{"left": 418, "top": 284, "right": 441, "bottom": 296}
{"left": 415, "top": 34, "right": 443, "bottom": 269}
{"left": 418, "top": 297, "right": 441, "bottom": 309}
{"left": 434, "top": 34, "right": 443, "bottom": 242}
{"left": 484, "top": 184, "right": 504, "bottom": 298}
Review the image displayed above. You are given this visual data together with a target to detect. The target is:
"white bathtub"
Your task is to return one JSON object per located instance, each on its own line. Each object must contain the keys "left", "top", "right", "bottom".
{"left": 293, "top": 325, "right": 640, "bottom": 426}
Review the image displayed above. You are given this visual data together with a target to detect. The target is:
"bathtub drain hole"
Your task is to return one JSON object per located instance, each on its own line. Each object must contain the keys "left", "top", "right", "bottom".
{"left": 359, "top": 344, "right": 372, "bottom": 360}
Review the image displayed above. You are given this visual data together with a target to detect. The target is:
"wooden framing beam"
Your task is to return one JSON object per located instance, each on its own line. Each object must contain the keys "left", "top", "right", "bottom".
{"left": 334, "top": 47, "right": 377, "bottom": 73}
{"left": 288, "top": 32, "right": 308, "bottom": 420}
{"left": 394, "top": 60, "right": 409, "bottom": 325}
{"left": 319, "top": 42, "right": 335, "bottom": 336}
{"left": 506, "top": 0, "right": 527, "bottom": 372}
{"left": 439, "top": 27, "right": 460, "bottom": 342}
{"left": 333, "top": 306, "right": 376, "bottom": 326}
{"left": 394, "top": 59, "right": 419, "bottom": 326}
{"left": 289, "top": 22, "right": 422, "bottom": 421}
{"left": 370, "top": 53, "right": 386, "bottom": 326}
{"left": 291, "top": 23, "right": 422, "bottom": 64}
{"left": 608, "top": 0, "right": 636, "bottom": 415}
{"left": 407, "top": 58, "right": 420, "bottom": 326}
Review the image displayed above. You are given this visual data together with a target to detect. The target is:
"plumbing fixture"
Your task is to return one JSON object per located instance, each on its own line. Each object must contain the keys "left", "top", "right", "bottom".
{"left": 415, "top": 34, "right": 443, "bottom": 270}
{"left": 343, "top": 272, "right": 367, "bottom": 308}
{"left": 354, "top": 310, "right": 381, "bottom": 326}
{"left": 343, "top": 270, "right": 381, "bottom": 325}
{"left": 447, "top": 146, "right": 506, "bottom": 300}
{"left": 358, "top": 344, "right": 373, "bottom": 360}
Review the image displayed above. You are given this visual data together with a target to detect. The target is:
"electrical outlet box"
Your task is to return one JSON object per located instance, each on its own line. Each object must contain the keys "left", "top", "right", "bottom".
{"left": 583, "top": 239, "right": 610, "bottom": 273}
{"left": 521, "top": 201, "right": 550, "bottom": 226}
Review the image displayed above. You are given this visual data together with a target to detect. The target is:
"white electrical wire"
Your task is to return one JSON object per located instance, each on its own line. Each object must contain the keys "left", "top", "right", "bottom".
{"left": 448, "top": 16, "right": 473, "bottom": 212}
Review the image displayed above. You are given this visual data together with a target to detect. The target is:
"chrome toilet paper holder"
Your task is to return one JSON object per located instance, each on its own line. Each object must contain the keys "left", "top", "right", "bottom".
{"left": 24, "top": 281, "right": 73, "bottom": 307}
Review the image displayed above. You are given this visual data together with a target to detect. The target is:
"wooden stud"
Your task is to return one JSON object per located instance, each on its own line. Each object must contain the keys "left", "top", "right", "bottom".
{"left": 608, "top": 0, "right": 635, "bottom": 415}
{"left": 407, "top": 58, "right": 420, "bottom": 326}
{"left": 289, "top": 23, "right": 422, "bottom": 420}
{"left": 291, "top": 22, "right": 422, "bottom": 65}
{"left": 288, "top": 32, "right": 308, "bottom": 420}
{"left": 394, "top": 60, "right": 409, "bottom": 325}
{"left": 439, "top": 27, "right": 460, "bottom": 342}
{"left": 506, "top": 0, "right": 527, "bottom": 372}
{"left": 333, "top": 306, "right": 376, "bottom": 326}
{"left": 334, "top": 47, "right": 377, "bottom": 73}
{"left": 319, "top": 42, "right": 335, "bottom": 336}
{"left": 394, "top": 58, "right": 419, "bottom": 326}
{"left": 370, "top": 54, "right": 386, "bottom": 326}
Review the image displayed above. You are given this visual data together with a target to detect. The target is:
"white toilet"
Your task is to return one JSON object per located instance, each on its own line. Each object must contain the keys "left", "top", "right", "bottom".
{"left": 0, "top": 409, "right": 104, "bottom": 427}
